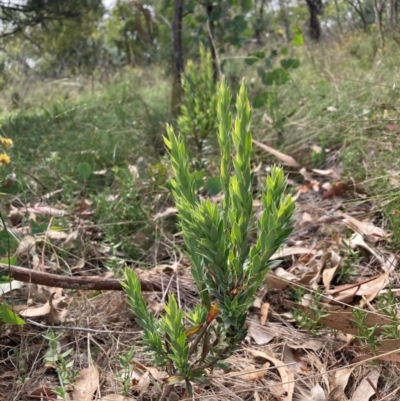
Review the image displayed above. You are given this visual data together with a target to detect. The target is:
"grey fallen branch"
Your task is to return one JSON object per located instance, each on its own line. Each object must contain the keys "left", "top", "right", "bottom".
{"left": 0, "top": 263, "right": 161, "bottom": 292}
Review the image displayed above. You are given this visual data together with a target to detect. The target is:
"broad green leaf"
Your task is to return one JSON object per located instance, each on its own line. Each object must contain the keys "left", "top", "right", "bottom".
{"left": 257, "top": 66, "right": 266, "bottom": 78}
{"left": 191, "top": 171, "right": 205, "bottom": 191}
{"left": 0, "top": 272, "right": 11, "bottom": 284}
{"left": 280, "top": 58, "right": 300, "bottom": 70}
{"left": 292, "top": 30, "right": 304, "bottom": 46}
{"left": 0, "top": 229, "right": 17, "bottom": 256}
{"left": 252, "top": 92, "right": 269, "bottom": 109}
{"left": 209, "top": 8, "right": 222, "bottom": 22}
{"left": 240, "top": 0, "right": 253, "bottom": 11}
{"left": 77, "top": 162, "right": 92, "bottom": 180}
{"left": 232, "top": 15, "right": 247, "bottom": 33}
{"left": 270, "top": 49, "right": 279, "bottom": 58}
{"left": 29, "top": 220, "right": 48, "bottom": 235}
{"left": 262, "top": 68, "right": 290, "bottom": 86}
{"left": 244, "top": 51, "right": 266, "bottom": 65}
{"left": 265, "top": 58, "right": 273, "bottom": 69}
{"left": 206, "top": 176, "right": 222, "bottom": 196}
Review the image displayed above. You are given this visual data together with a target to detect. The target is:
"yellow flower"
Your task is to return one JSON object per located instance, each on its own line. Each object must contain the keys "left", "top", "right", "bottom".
{"left": 0, "top": 137, "right": 13, "bottom": 150}
{"left": 0, "top": 153, "right": 10, "bottom": 165}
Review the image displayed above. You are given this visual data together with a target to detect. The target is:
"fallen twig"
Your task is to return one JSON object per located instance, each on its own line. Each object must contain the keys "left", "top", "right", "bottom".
{"left": 0, "top": 263, "right": 161, "bottom": 292}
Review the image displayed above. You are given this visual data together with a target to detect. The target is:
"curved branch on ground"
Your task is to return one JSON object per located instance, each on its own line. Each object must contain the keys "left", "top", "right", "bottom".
{"left": 0, "top": 263, "right": 161, "bottom": 292}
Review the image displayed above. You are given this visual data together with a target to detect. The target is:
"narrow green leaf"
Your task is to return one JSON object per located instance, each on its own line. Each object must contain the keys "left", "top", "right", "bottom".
{"left": 0, "top": 255, "right": 16, "bottom": 266}
{"left": 0, "top": 303, "right": 25, "bottom": 325}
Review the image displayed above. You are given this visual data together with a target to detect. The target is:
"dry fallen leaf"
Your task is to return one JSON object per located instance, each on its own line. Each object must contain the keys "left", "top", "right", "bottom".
{"left": 153, "top": 207, "right": 178, "bottom": 219}
{"left": 345, "top": 233, "right": 395, "bottom": 272}
{"left": 342, "top": 214, "right": 387, "bottom": 238}
{"left": 332, "top": 366, "right": 355, "bottom": 390}
{"left": 312, "top": 168, "right": 341, "bottom": 181}
{"left": 282, "top": 345, "right": 308, "bottom": 373}
{"left": 252, "top": 139, "right": 299, "bottom": 167}
{"left": 72, "top": 366, "right": 99, "bottom": 401}
{"left": 248, "top": 322, "right": 274, "bottom": 345}
{"left": 71, "top": 258, "right": 86, "bottom": 271}
{"left": 132, "top": 371, "right": 151, "bottom": 395}
{"left": 6, "top": 203, "right": 23, "bottom": 226}
{"left": 0, "top": 280, "right": 23, "bottom": 295}
{"left": 46, "top": 230, "right": 69, "bottom": 240}
{"left": 42, "top": 188, "right": 64, "bottom": 200}
{"left": 301, "top": 212, "right": 313, "bottom": 224}
{"left": 310, "top": 384, "right": 326, "bottom": 401}
{"left": 299, "top": 167, "right": 315, "bottom": 182}
{"left": 326, "top": 270, "right": 390, "bottom": 306}
{"left": 241, "top": 364, "right": 269, "bottom": 381}
{"left": 265, "top": 268, "right": 299, "bottom": 290}
{"left": 27, "top": 204, "right": 66, "bottom": 217}
{"left": 64, "top": 230, "right": 79, "bottom": 245}
{"left": 290, "top": 338, "right": 324, "bottom": 351}
{"left": 351, "top": 369, "right": 380, "bottom": 401}
{"left": 19, "top": 292, "right": 70, "bottom": 323}
{"left": 102, "top": 396, "right": 136, "bottom": 401}
{"left": 48, "top": 292, "right": 69, "bottom": 324}
{"left": 321, "top": 251, "right": 341, "bottom": 290}
{"left": 287, "top": 301, "right": 392, "bottom": 335}
{"left": 270, "top": 246, "right": 315, "bottom": 260}
{"left": 260, "top": 302, "right": 270, "bottom": 325}
{"left": 357, "top": 271, "right": 390, "bottom": 305}
{"left": 328, "top": 366, "right": 355, "bottom": 401}
{"left": 25, "top": 382, "right": 55, "bottom": 397}
{"left": 355, "top": 339, "right": 400, "bottom": 363}
{"left": 246, "top": 348, "right": 294, "bottom": 401}
{"left": 16, "top": 235, "right": 36, "bottom": 258}
{"left": 19, "top": 302, "right": 51, "bottom": 317}
{"left": 322, "top": 182, "right": 352, "bottom": 199}
{"left": 328, "top": 387, "right": 349, "bottom": 401}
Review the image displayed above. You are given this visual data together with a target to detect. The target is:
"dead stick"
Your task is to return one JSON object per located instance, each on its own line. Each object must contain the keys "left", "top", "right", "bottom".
{"left": 366, "top": 377, "right": 382, "bottom": 400}
{"left": 0, "top": 263, "right": 161, "bottom": 292}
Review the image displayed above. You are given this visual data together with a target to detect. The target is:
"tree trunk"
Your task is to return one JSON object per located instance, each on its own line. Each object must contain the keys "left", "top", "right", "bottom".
{"left": 374, "top": 0, "right": 386, "bottom": 48}
{"left": 171, "top": 0, "right": 184, "bottom": 116}
{"left": 278, "top": 0, "right": 291, "bottom": 41}
{"left": 355, "top": 0, "right": 368, "bottom": 31}
{"left": 345, "top": 0, "right": 368, "bottom": 31}
{"left": 205, "top": 2, "right": 219, "bottom": 82}
{"left": 388, "top": 0, "right": 398, "bottom": 26}
{"left": 334, "top": 0, "right": 342, "bottom": 33}
{"left": 254, "top": 0, "right": 267, "bottom": 43}
{"left": 305, "top": 0, "right": 323, "bottom": 41}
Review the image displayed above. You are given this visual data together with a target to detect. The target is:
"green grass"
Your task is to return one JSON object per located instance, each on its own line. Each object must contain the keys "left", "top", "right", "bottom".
{"left": 218, "top": 35, "right": 400, "bottom": 249}
{"left": 0, "top": 66, "right": 171, "bottom": 263}
{"left": 2, "top": 35, "right": 400, "bottom": 263}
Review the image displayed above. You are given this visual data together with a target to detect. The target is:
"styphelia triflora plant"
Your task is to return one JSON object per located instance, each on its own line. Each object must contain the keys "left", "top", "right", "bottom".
{"left": 123, "top": 80, "right": 295, "bottom": 400}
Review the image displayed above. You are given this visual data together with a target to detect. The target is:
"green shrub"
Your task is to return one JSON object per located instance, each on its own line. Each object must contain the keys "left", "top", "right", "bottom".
{"left": 123, "top": 80, "right": 294, "bottom": 399}
{"left": 177, "top": 44, "right": 218, "bottom": 168}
